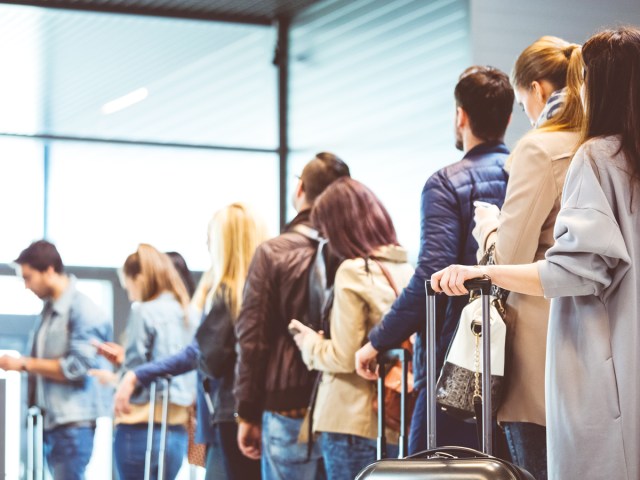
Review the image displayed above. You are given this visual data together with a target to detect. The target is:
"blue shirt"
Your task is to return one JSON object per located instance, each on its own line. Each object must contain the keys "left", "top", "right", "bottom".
{"left": 30, "top": 276, "right": 113, "bottom": 430}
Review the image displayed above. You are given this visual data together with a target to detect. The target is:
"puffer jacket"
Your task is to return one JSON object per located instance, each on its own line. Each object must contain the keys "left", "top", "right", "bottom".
{"left": 234, "top": 209, "right": 338, "bottom": 423}
{"left": 369, "top": 141, "right": 509, "bottom": 389}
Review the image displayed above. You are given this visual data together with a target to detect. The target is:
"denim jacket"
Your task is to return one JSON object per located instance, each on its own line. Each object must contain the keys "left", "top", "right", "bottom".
{"left": 122, "top": 292, "right": 198, "bottom": 406}
{"left": 30, "top": 276, "right": 113, "bottom": 430}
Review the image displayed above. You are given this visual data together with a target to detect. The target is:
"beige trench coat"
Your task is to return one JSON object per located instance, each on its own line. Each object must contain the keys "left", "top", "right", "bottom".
{"left": 300, "top": 245, "right": 414, "bottom": 440}
{"left": 474, "top": 129, "right": 579, "bottom": 426}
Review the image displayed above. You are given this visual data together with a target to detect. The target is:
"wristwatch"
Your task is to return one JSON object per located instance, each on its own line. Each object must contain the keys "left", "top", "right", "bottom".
{"left": 20, "top": 357, "right": 28, "bottom": 372}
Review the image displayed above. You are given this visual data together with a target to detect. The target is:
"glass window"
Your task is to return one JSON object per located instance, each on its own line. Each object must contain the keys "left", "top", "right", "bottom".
{"left": 0, "top": 5, "right": 42, "bottom": 134}
{"left": 290, "top": 0, "right": 471, "bottom": 260}
{"left": 47, "top": 142, "right": 279, "bottom": 269}
{"left": 0, "top": 137, "right": 44, "bottom": 263}
{"left": 43, "top": 9, "right": 277, "bottom": 149}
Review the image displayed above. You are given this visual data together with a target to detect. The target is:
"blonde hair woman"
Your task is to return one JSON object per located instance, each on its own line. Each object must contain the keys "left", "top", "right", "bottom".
{"left": 116, "top": 204, "right": 268, "bottom": 480}
{"left": 471, "top": 36, "right": 583, "bottom": 479}
{"left": 112, "top": 244, "right": 198, "bottom": 480}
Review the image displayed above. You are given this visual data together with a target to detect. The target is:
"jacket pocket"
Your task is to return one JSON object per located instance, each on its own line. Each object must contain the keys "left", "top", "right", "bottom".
{"left": 603, "top": 357, "right": 621, "bottom": 419}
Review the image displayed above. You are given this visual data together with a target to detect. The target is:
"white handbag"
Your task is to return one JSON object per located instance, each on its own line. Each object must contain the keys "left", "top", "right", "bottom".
{"left": 436, "top": 245, "right": 508, "bottom": 421}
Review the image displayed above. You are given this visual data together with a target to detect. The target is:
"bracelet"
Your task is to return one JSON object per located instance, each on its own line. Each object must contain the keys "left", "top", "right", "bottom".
{"left": 20, "top": 357, "right": 28, "bottom": 372}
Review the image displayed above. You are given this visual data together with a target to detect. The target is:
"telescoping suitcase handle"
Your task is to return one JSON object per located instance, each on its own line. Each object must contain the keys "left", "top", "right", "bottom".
{"left": 426, "top": 277, "right": 493, "bottom": 455}
{"left": 26, "top": 406, "right": 44, "bottom": 480}
{"left": 144, "top": 376, "right": 172, "bottom": 480}
{"left": 376, "top": 348, "right": 410, "bottom": 460}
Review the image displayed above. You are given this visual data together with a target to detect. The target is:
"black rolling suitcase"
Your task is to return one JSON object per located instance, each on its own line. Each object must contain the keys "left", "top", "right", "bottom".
{"left": 357, "top": 278, "right": 535, "bottom": 479}
{"left": 144, "top": 376, "right": 172, "bottom": 480}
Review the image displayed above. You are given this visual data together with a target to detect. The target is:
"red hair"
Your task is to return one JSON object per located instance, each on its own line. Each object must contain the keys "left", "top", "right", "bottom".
{"left": 311, "top": 177, "right": 399, "bottom": 260}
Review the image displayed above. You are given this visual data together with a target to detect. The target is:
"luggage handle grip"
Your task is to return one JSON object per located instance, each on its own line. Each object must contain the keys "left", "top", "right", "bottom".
{"left": 426, "top": 276, "right": 491, "bottom": 296}
{"left": 377, "top": 348, "right": 411, "bottom": 366}
{"left": 407, "top": 445, "right": 492, "bottom": 460}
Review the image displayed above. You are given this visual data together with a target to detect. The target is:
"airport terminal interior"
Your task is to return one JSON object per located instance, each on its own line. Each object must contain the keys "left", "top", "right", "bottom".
{"left": 1, "top": 0, "right": 639, "bottom": 479}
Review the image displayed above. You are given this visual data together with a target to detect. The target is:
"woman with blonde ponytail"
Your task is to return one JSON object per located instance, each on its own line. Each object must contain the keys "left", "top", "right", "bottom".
{"left": 114, "top": 204, "right": 268, "bottom": 480}
{"left": 471, "top": 36, "right": 584, "bottom": 479}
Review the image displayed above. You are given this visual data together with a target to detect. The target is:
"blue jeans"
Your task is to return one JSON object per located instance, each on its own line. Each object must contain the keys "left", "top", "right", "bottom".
{"left": 205, "top": 422, "right": 260, "bottom": 480}
{"left": 409, "top": 387, "right": 478, "bottom": 454}
{"left": 43, "top": 425, "right": 95, "bottom": 480}
{"left": 261, "top": 411, "right": 325, "bottom": 480}
{"left": 114, "top": 424, "right": 187, "bottom": 480}
{"left": 503, "top": 422, "right": 547, "bottom": 480}
{"left": 320, "top": 432, "right": 397, "bottom": 480}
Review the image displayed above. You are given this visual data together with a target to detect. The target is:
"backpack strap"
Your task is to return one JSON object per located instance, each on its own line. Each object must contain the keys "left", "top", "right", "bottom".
{"left": 290, "top": 224, "right": 329, "bottom": 332}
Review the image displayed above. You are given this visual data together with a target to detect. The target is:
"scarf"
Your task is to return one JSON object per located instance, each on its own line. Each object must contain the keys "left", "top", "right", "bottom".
{"left": 534, "top": 87, "right": 567, "bottom": 128}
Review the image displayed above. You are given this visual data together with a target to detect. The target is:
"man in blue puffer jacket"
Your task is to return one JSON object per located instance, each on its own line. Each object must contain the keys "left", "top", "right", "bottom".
{"left": 356, "top": 66, "right": 513, "bottom": 454}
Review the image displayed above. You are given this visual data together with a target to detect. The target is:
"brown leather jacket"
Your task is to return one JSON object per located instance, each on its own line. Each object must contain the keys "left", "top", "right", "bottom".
{"left": 234, "top": 210, "right": 333, "bottom": 423}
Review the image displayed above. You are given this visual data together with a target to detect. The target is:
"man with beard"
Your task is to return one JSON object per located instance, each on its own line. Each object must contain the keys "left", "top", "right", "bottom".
{"left": 355, "top": 66, "right": 513, "bottom": 453}
{"left": 0, "top": 240, "right": 112, "bottom": 479}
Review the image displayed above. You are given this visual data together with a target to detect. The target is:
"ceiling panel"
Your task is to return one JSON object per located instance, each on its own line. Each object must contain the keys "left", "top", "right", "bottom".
{"left": 4, "top": 0, "right": 320, "bottom": 24}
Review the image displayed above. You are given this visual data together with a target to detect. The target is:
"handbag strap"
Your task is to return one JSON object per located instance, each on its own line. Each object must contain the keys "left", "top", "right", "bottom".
{"left": 371, "top": 258, "right": 400, "bottom": 298}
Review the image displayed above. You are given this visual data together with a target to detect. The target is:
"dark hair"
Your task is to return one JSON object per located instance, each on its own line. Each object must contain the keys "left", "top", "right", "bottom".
{"left": 300, "top": 152, "right": 351, "bottom": 203}
{"left": 15, "top": 240, "right": 64, "bottom": 273}
{"left": 311, "top": 177, "right": 399, "bottom": 260}
{"left": 454, "top": 66, "right": 514, "bottom": 142}
{"left": 581, "top": 26, "right": 640, "bottom": 178}
{"left": 166, "top": 251, "right": 195, "bottom": 298}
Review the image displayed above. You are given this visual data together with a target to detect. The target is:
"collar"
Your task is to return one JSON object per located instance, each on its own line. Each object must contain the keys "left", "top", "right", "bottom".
{"left": 48, "top": 275, "right": 77, "bottom": 316}
{"left": 371, "top": 245, "right": 408, "bottom": 263}
{"left": 463, "top": 141, "right": 509, "bottom": 160}
{"left": 284, "top": 209, "right": 312, "bottom": 232}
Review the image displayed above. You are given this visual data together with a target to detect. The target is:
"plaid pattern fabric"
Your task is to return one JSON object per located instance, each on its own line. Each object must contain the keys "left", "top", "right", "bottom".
{"left": 535, "top": 87, "right": 567, "bottom": 128}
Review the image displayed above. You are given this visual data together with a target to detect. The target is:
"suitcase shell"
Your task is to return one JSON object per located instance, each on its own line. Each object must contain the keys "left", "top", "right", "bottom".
{"left": 357, "top": 278, "right": 535, "bottom": 480}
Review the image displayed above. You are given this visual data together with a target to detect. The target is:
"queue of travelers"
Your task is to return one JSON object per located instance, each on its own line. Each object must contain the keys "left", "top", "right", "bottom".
{"left": 1, "top": 25, "right": 639, "bottom": 480}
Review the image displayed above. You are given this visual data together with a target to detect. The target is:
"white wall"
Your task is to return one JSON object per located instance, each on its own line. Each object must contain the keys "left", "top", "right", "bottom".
{"left": 471, "top": 0, "right": 640, "bottom": 147}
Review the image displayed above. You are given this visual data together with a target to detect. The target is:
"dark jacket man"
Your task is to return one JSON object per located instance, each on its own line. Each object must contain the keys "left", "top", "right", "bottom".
{"left": 234, "top": 152, "right": 349, "bottom": 479}
{"left": 356, "top": 66, "right": 514, "bottom": 454}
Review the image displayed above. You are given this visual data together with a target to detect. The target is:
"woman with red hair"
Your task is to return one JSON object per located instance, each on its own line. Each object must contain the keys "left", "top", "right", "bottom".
{"left": 290, "top": 177, "right": 414, "bottom": 480}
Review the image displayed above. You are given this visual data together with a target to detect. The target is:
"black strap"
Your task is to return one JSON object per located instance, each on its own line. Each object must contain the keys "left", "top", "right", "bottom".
{"left": 474, "top": 395, "right": 483, "bottom": 451}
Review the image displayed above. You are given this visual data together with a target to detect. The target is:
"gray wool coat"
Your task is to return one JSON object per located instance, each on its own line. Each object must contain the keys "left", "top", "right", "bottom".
{"left": 537, "top": 135, "right": 639, "bottom": 480}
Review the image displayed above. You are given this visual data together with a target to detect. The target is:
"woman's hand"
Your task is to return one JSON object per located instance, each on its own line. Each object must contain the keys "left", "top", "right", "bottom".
{"left": 355, "top": 342, "right": 379, "bottom": 381}
{"left": 114, "top": 370, "right": 138, "bottom": 417}
{"left": 430, "top": 265, "right": 488, "bottom": 296}
{"left": 92, "top": 340, "right": 124, "bottom": 367}
{"left": 288, "top": 319, "right": 323, "bottom": 350}
{"left": 88, "top": 368, "right": 118, "bottom": 386}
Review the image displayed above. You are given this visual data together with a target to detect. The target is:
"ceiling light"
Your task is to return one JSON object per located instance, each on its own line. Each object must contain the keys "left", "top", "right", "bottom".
{"left": 101, "top": 87, "right": 148, "bottom": 115}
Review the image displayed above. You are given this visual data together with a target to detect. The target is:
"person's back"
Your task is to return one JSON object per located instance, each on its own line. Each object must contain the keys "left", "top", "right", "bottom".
{"left": 114, "top": 244, "right": 196, "bottom": 480}
{"left": 289, "top": 178, "right": 415, "bottom": 480}
{"left": 415, "top": 143, "right": 510, "bottom": 385}
{"left": 357, "top": 65, "right": 514, "bottom": 454}
{"left": 234, "top": 152, "right": 350, "bottom": 480}
{"left": 470, "top": 37, "right": 585, "bottom": 480}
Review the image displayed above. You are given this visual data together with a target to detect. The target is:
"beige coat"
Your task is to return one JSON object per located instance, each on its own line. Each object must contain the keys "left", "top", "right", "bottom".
{"left": 474, "top": 129, "right": 579, "bottom": 426}
{"left": 300, "top": 245, "right": 414, "bottom": 439}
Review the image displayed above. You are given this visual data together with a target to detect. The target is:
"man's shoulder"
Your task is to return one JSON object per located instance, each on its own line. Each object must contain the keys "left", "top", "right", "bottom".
{"left": 258, "top": 228, "right": 315, "bottom": 255}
